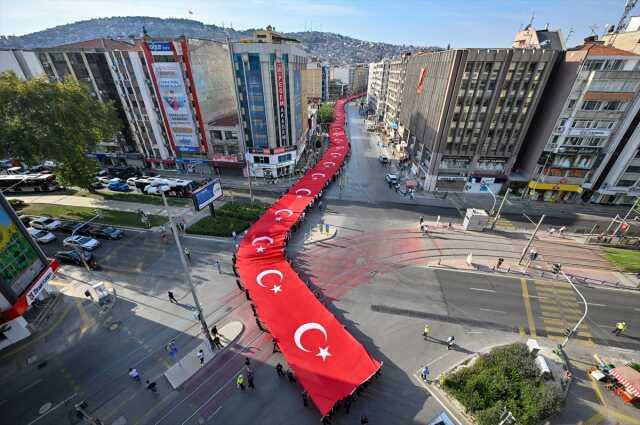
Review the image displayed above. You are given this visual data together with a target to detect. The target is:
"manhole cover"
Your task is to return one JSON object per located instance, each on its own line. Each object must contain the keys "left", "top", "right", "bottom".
{"left": 108, "top": 322, "right": 121, "bottom": 331}
{"left": 38, "top": 402, "right": 52, "bottom": 414}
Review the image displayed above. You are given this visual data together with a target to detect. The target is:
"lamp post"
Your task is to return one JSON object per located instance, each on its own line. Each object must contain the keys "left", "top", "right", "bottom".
{"left": 560, "top": 271, "right": 588, "bottom": 349}
{"left": 519, "top": 214, "right": 545, "bottom": 265}
{"left": 490, "top": 188, "right": 511, "bottom": 230}
{"left": 160, "top": 186, "right": 215, "bottom": 351}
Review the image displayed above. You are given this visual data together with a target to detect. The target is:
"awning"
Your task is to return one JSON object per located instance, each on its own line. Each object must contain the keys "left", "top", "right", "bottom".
{"left": 528, "top": 181, "right": 583, "bottom": 193}
{"left": 610, "top": 366, "right": 640, "bottom": 398}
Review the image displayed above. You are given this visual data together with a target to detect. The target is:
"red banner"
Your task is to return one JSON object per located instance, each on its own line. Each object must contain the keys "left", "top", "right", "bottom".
{"left": 236, "top": 95, "right": 381, "bottom": 416}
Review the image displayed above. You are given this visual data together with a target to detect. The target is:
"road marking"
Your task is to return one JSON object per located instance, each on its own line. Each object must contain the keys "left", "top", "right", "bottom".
{"left": 19, "top": 378, "right": 43, "bottom": 393}
{"left": 469, "top": 287, "right": 496, "bottom": 293}
{"left": 527, "top": 295, "right": 546, "bottom": 299}
{"left": 26, "top": 393, "right": 77, "bottom": 425}
{"left": 578, "top": 301, "right": 607, "bottom": 307}
{"left": 478, "top": 308, "right": 506, "bottom": 314}
{"left": 590, "top": 375, "right": 607, "bottom": 406}
{"left": 520, "top": 278, "right": 537, "bottom": 338}
{"left": 413, "top": 373, "right": 463, "bottom": 425}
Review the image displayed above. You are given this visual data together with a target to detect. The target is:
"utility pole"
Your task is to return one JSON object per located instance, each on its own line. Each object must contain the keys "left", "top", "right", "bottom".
{"left": 519, "top": 214, "right": 545, "bottom": 265}
{"left": 560, "top": 271, "right": 588, "bottom": 349}
{"left": 160, "top": 188, "right": 215, "bottom": 351}
{"left": 490, "top": 188, "right": 511, "bottom": 230}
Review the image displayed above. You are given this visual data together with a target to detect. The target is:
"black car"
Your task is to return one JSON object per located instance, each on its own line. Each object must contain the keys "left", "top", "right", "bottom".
{"left": 86, "top": 225, "right": 124, "bottom": 240}
{"left": 54, "top": 250, "right": 94, "bottom": 267}
{"left": 18, "top": 215, "right": 32, "bottom": 226}
{"left": 57, "top": 220, "right": 84, "bottom": 234}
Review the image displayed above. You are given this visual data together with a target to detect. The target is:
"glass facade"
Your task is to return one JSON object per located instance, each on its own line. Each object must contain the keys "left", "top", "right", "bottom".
{"left": 293, "top": 69, "right": 303, "bottom": 143}
{"left": 237, "top": 53, "right": 268, "bottom": 149}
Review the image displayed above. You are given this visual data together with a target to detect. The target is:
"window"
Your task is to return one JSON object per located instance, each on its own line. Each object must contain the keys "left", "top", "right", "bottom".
{"left": 210, "top": 130, "right": 223, "bottom": 140}
{"left": 604, "top": 59, "right": 624, "bottom": 71}
{"left": 567, "top": 169, "right": 587, "bottom": 177}
{"left": 224, "top": 131, "right": 236, "bottom": 140}
{"left": 572, "top": 120, "right": 591, "bottom": 128}
{"left": 603, "top": 101, "right": 625, "bottom": 111}
{"left": 582, "top": 100, "right": 601, "bottom": 111}
{"left": 253, "top": 155, "right": 270, "bottom": 164}
{"left": 567, "top": 99, "right": 577, "bottom": 110}
{"left": 584, "top": 60, "right": 605, "bottom": 71}
{"left": 627, "top": 166, "right": 640, "bottom": 173}
{"left": 618, "top": 180, "right": 636, "bottom": 187}
{"left": 278, "top": 154, "right": 292, "bottom": 163}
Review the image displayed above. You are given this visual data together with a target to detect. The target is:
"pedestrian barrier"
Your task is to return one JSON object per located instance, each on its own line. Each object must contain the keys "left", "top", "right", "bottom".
{"left": 235, "top": 94, "right": 382, "bottom": 417}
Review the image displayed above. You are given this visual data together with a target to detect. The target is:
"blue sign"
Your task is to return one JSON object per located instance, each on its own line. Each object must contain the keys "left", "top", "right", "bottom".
{"left": 391, "top": 121, "right": 398, "bottom": 130}
{"left": 148, "top": 42, "right": 172, "bottom": 52}
{"left": 479, "top": 183, "right": 489, "bottom": 192}
{"left": 192, "top": 179, "right": 223, "bottom": 211}
{"left": 176, "top": 158, "right": 209, "bottom": 164}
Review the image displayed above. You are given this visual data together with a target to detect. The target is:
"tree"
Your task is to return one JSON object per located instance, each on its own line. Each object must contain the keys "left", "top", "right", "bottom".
{"left": 317, "top": 103, "right": 334, "bottom": 124}
{"left": 0, "top": 71, "right": 120, "bottom": 189}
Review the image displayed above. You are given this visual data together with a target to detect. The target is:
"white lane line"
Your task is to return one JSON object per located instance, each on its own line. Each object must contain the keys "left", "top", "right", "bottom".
{"left": 19, "top": 378, "right": 43, "bottom": 393}
{"left": 469, "top": 287, "right": 496, "bottom": 293}
{"left": 634, "top": 308, "right": 640, "bottom": 312}
{"left": 527, "top": 295, "right": 546, "bottom": 299}
{"left": 479, "top": 308, "right": 507, "bottom": 314}
{"left": 577, "top": 301, "right": 607, "bottom": 307}
{"left": 413, "top": 373, "right": 462, "bottom": 425}
{"left": 26, "top": 393, "right": 77, "bottom": 425}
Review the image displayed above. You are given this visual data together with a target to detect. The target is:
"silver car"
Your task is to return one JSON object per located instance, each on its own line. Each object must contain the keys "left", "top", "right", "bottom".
{"left": 63, "top": 235, "right": 100, "bottom": 251}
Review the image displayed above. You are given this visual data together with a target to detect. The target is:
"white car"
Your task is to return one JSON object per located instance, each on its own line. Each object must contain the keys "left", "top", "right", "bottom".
{"left": 27, "top": 227, "right": 56, "bottom": 244}
{"left": 29, "top": 216, "right": 62, "bottom": 231}
{"left": 63, "top": 235, "right": 100, "bottom": 251}
{"left": 385, "top": 174, "right": 399, "bottom": 184}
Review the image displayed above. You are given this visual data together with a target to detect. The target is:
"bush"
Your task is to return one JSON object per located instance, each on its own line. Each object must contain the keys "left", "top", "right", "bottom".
{"left": 186, "top": 216, "right": 249, "bottom": 237}
{"left": 443, "top": 343, "right": 562, "bottom": 425}
{"left": 217, "top": 201, "right": 267, "bottom": 222}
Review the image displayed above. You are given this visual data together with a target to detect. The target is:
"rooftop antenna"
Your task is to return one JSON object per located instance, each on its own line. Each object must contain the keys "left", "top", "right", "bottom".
{"left": 527, "top": 12, "right": 535, "bottom": 28}
{"left": 565, "top": 28, "right": 574, "bottom": 45}
{"left": 616, "top": 0, "right": 638, "bottom": 32}
{"left": 589, "top": 24, "right": 599, "bottom": 36}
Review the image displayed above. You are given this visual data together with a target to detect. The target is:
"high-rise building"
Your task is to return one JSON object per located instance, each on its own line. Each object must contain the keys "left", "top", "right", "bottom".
{"left": 321, "top": 63, "right": 330, "bottom": 101}
{"left": 515, "top": 38, "right": 640, "bottom": 203}
{"left": 400, "top": 48, "right": 557, "bottom": 193}
{"left": 384, "top": 54, "right": 410, "bottom": 151}
{"left": 0, "top": 49, "right": 45, "bottom": 79}
{"left": 328, "top": 79, "right": 347, "bottom": 101}
{"left": 349, "top": 64, "right": 369, "bottom": 95}
{"left": 231, "top": 26, "right": 309, "bottom": 178}
{"left": 367, "top": 60, "right": 390, "bottom": 122}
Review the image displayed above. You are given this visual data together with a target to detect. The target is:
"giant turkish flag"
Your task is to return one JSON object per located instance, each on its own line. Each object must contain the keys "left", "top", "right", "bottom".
{"left": 236, "top": 95, "right": 381, "bottom": 415}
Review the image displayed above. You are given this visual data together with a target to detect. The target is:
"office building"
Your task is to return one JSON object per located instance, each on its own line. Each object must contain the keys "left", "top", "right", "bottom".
{"left": 384, "top": 54, "right": 410, "bottom": 151}
{"left": 349, "top": 64, "right": 369, "bottom": 95}
{"left": 208, "top": 113, "right": 243, "bottom": 166}
{"left": 321, "top": 63, "right": 330, "bottom": 101}
{"left": 0, "top": 49, "right": 45, "bottom": 79}
{"left": 330, "top": 66, "right": 350, "bottom": 85}
{"left": 231, "top": 26, "right": 309, "bottom": 178}
{"left": 400, "top": 48, "right": 557, "bottom": 193}
{"left": 516, "top": 38, "right": 640, "bottom": 202}
{"left": 367, "top": 60, "right": 390, "bottom": 122}
{"left": 328, "top": 79, "right": 347, "bottom": 101}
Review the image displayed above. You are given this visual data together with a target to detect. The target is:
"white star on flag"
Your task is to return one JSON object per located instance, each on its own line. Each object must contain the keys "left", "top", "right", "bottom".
{"left": 275, "top": 217, "right": 282, "bottom": 222}
{"left": 270, "top": 285, "right": 282, "bottom": 294}
{"left": 316, "top": 346, "right": 331, "bottom": 361}
{"left": 256, "top": 246, "right": 266, "bottom": 253}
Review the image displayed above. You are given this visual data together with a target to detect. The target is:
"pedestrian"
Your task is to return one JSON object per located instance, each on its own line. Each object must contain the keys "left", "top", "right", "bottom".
{"left": 244, "top": 357, "right": 251, "bottom": 368}
{"left": 183, "top": 247, "right": 191, "bottom": 263}
{"left": 447, "top": 222, "right": 452, "bottom": 231}
{"left": 247, "top": 370, "right": 255, "bottom": 389}
{"left": 422, "top": 324, "right": 430, "bottom": 339}
{"left": 197, "top": 349, "right": 204, "bottom": 366}
{"left": 272, "top": 339, "right": 280, "bottom": 353}
{"left": 613, "top": 321, "right": 627, "bottom": 336}
{"left": 146, "top": 380, "right": 157, "bottom": 393}
{"left": 232, "top": 231, "right": 237, "bottom": 242}
{"left": 213, "top": 334, "right": 223, "bottom": 349}
{"left": 167, "top": 291, "right": 178, "bottom": 304}
{"left": 419, "top": 216, "right": 424, "bottom": 228}
{"left": 236, "top": 374, "right": 245, "bottom": 391}
{"left": 360, "top": 415, "right": 369, "bottom": 424}
{"left": 211, "top": 325, "right": 218, "bottom": 337}
{"left": 128, "top": 368, "right": 140, "bottom": 382}
{"left": 302, "top": 390, "right": 309, "bottom": 407}
{"left": 496, "top": 257, "right": 504, "bottom": 269}
{"left": 287, "top": 369, "right": 296, "bottom": 383}
{"left": 447, "top": 335, "right": 455, "bottom": 350}
{"left": 84, "top": 290, "right": 94, "bottom": 302}
{"left": 215, "top": 259, "right": 222, "bottom": 274}
{"left": 321, "top": 416, "right": 332, "bottom": 425}
{"left": 166, "top": 341, "right": 178, "bottom": 361}
{"left": 319, "top": 200, "right": 323, "bottom": 210}
{"left": 420, "top": 365, "right": 430, "bottom": 382}
{"left": 276, "top": 363, "right": 285, "bottom": 377}
{"left": 420, "top": 224, "right": 426, "bottom": 235}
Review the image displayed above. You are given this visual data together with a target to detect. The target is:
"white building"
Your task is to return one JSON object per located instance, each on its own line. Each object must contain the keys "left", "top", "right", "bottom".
{"left": 367, "top": 60, "right": 390, "bottom": 122}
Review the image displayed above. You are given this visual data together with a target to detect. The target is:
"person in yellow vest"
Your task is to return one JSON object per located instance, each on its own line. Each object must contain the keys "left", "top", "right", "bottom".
{"left": 613, "top": 321, "right": 627, "bottom": 336}
{"left": 236, "top": 373, "right": 245, "bottom": 391}
{"left": 422, "top": 324, "right": 430, "bottom": 340}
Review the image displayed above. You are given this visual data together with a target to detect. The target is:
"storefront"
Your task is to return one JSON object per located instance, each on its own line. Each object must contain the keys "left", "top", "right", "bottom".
{"left": 246, "top": 146, "right": 298, "bottom": 178}
{"left": 465, "top": 176, "right": 506, "bottom": 194}
{"left": 527, "top": 181, "right": 583, "bottom": 202}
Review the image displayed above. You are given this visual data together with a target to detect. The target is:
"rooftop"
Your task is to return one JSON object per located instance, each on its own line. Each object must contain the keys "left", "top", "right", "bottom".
{"left": 570, "top": 41, "right": 639, "bottom": 57}
{"left": 45, "top": 38, "right": 139, "bottom": 51}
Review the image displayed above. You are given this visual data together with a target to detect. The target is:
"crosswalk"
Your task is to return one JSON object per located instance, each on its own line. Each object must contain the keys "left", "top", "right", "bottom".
{"left": 532, "top": 279, "right": 594, "bottom": 345}
{"left": 493, "top": 217, "right": 515, "bottom": 229}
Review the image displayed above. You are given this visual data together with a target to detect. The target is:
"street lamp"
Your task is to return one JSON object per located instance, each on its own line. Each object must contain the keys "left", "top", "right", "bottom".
{"left": 559, "top": 270, "right": 588, "bottom": 349}
{"left": 159, "top": 185, "right": 215, "bottom": 351}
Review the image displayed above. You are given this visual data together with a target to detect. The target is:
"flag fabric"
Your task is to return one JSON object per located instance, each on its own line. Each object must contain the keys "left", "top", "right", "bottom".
{"left": 236, "top": 95, "right": 381, "bottom": 416}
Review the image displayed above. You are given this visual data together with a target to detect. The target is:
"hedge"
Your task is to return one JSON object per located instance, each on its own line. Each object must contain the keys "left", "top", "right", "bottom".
{"left": 186, "top": 216, "right": 250, "bottom": 237}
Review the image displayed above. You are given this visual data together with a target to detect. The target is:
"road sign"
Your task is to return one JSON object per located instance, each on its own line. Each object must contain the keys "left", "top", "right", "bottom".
{"left": 192, "top": 179, "right": 223, "bottom": 211}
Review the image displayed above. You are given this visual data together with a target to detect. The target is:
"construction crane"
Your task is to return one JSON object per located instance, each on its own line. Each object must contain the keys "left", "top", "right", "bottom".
{"left": 615, "top": 0, "right": 638, "bottom": 32}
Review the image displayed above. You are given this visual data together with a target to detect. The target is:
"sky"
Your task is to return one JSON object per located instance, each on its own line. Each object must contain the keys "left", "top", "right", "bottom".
{"left": 0, "top": 0, "right": 631, "bottom": 48}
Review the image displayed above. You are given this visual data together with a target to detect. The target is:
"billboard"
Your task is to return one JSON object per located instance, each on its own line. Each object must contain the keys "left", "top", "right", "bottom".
{"left": 0, "top": 196, "right": 46, "bottom": 302}
{"left": 152, "top": 62, "right": 200, "bottom": 153}
{"left": 192, "top": 179, "right": 223, "bottom": 211}
{"left": 275, "top": 60, "right": 289, "bottom": 145}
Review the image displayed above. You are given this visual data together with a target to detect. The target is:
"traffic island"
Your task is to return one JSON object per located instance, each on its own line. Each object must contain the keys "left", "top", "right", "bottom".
{"left": 164, "top": 321, "right": 243, "bottom": 389}
{"left": 431, "top": 342, "right": 565, "bottom": 425}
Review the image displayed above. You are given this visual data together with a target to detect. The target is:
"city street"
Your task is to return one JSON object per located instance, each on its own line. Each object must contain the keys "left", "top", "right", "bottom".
{"left": 2, "top": 100, "right": 639, "bottom": 425}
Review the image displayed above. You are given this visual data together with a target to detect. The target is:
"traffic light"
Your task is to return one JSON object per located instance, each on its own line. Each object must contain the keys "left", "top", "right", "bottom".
{"left": 552, "top": 263, "right": 562, "bottom": 274}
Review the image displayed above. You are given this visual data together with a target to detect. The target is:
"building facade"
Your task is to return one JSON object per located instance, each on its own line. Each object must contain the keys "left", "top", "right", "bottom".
{"left": 384, "top": 54, "right": 410, "bottom": 150}
{"left": 513, "top": 25, "right": 565, "bottom": 50}
{"left": 349, "top": 64, "right": 369, "bottom": 95}
{"left": 515, "top": 40, "right": 640, "bottom": 202}
{"left": 367, "top": 60, "right": 390, "bottom": 122}
{"left": 400, "top": 48, "right": 557, "bottom": 193}
{"left": 231, "top": 27, "right": 309, "bottom": 178}
{"left": 0, "top": 49, "right": 45, "bottom": 79}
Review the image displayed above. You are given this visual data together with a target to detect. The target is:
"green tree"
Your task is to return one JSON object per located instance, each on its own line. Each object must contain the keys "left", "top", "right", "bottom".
{"left": 0, "top": 71, "right": 120, "bottom": 189}
{"left": 317, "top": 103, "right": 334, "bottom": 124}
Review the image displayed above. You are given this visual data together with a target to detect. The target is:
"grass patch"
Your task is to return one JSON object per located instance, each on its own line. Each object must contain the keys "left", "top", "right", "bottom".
{"left": 21, "top": 203, "right": 167, "bottom": 228}
{"left": 187, "top": 201, "right": 268, "bottom": 237}
{"left": 442, "top": 343, "right": 562, "bottom": 425}
{"left": 602, "top": 247, "right": 640, "bottom": 272}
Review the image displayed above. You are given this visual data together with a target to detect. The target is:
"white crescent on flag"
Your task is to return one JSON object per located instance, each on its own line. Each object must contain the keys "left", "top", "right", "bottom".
{"left": 256, "top": 269, "right": 284, "bottom": 294}
{"left": 294, "top": 322, "right": 331, "bottom": 361}
{"left": 323, "top": 161, "right": 336, "bottom": 168}
{"left": 296, "top": 188, "right": 312, "bottom": 198}
{"left": 251, "top": 236, "right": 274, "bottom": 246}
{"left": 311, "top": 173, "right": 326, "bottom": 180}
{"left": 330, "top": 152, "right": 342, "bottom": 158}
{"left": 274, "top": 208, "right": 293, "bottom": 222}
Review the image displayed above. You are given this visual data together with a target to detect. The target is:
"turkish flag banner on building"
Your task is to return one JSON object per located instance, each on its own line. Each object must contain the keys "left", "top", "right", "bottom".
{"left": 236, "top": 96, "right": 381, "bottom": 416}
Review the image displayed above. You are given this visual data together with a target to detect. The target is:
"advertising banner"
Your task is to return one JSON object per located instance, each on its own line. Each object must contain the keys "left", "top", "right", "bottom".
{"left": 152, "top": 62, "right": 200, "bottom": 153}
{"left": 275, "top": 61, "right": 288, "bottom": 145}
{"left": 192, "top": 179, "right": 223, "bottom": 211}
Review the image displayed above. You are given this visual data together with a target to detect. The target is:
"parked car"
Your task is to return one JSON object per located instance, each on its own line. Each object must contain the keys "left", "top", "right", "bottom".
{"left": 55, "top": 250, "right": 95, "bottom": 268}
{"left": 27, "top": 227, "right": 56, "bottom": 243}
{"left": 63, "top": 235, "right": 100, "bottom": 251}
{"left": 385, "top": 174, "right": 399, "bottom": 184}
{"left": 57, "top": 220, "right": 83, "bottom": 234}
{"left": 90, "top": 181, "right": 105, "bottom": 190}
{"left": 85, "top": 225, "right": 124, "bottom": 240}
{"left": 378, "top": 155, "right": 390, "bottom": 164}
{"left": 18, "top": 215, "right": 33, "bottom": 226}
{"left": 108, "top": 181, "right": 131, "bottom": 192}
{"left": 29, "top": 216, "right": 62, "bottom": 231}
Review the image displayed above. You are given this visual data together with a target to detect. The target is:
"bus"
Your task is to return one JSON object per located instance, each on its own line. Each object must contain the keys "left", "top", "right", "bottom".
{"left": 0, "top": 174, "right": 61, "bottom": 193}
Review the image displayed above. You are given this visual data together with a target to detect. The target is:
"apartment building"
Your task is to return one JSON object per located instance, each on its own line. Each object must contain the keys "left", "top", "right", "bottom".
{"left": 516, "top": 38, "right": 640, "bottom": 203}
{"left": 367, "top": 60, "right": 390, "bottom": 122}
{"left": 231, "top": 26, "right": 309, "bottom": 178}
{"left": 349, "top": 64, "right": 369, "bottom": 95}
{"left": 400, "top": 48, "right": 557, "bottom": 193}
{"left": 0, "top": 49, "right": 45, "bottom": 79}
{"left": 384, "top": 54, "right": 410, "bottom": 150}
{"left": 513, "top": 25, "right": 565, "bottom": 50}
{"left": 328, "top": 79, "right": 347, "bottom": 101}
